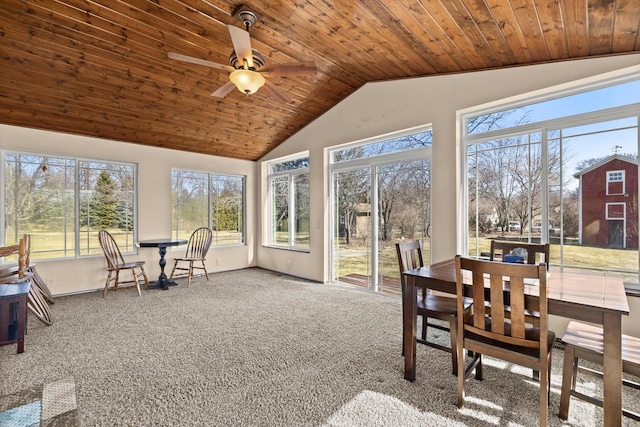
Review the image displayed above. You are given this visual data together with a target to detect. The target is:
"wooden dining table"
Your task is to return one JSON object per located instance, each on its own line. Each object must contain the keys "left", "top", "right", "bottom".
{"left": 403, "top": 258, "right": 630, "bottom": 427}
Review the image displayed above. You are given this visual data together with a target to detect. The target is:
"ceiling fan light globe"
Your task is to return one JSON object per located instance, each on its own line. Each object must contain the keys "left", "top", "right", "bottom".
{"left": 229, "top": 69, "right": 265, "bottom": 95}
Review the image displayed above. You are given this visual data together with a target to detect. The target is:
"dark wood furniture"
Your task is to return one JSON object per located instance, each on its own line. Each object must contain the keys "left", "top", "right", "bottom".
{"left": 99, "top": 230, "right": 149, "bottom": 297}
{"left": 559, "top": 321, "right": 640, "bottom": 422}
{"left": 402, "top": 259, "right": 629, "bottom": 427}
{"left": 396, "top": 241, "right": 470, "bottom": 375}
{"left": 489, "top": 240, "right": 550, "bottom": 268}
{"left": 0, "top": 281, "right": 31, "bottom": 354}
{"left": 137, "top": 238, "right": 187, "bottom": 290}
{"left": 169, "top": 227, "right": 213, "bottom": 287}
{"left": 0, "top": 235, "right": 52, "bottom": 325}
{"left": 454, "top": 256, "right": 553, "bottom": 426}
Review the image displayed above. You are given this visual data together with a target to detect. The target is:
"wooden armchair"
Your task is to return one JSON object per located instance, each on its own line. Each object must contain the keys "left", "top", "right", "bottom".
{"left": 169, "top": 227, "right": 213, "bottom": 287}
{"left": 455, "top": 256, "right": 554, "bottom": 426}
{"left": 98, "top": 230, "right": 149, "bottom": 297}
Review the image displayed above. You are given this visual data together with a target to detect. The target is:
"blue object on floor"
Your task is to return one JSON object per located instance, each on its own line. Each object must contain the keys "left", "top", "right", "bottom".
{"left": 0, "top": 400, "right": 41, "bottom": 427}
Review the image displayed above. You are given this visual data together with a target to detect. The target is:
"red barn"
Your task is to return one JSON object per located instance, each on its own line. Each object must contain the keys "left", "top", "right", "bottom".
{"left": 574, "top": 155, "right": 638, "bottom": 249}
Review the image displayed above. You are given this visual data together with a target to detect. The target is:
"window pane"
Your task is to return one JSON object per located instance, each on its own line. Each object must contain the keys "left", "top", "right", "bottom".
{"left": 4, "top": 154, "right": 76, "bottom": 259}
{"left": 79, "top": 162, "right": 135, "bottom": 255}
{"left": 268, "top": 158, "right": 309, "bottom": 173}
{"left": 270, "top": 176, "right": 289, "bottom": 246}
{"left": 467, "top": 80, "right": 640, "bottom": 135}
{"left": 267, "top": 155, "right": 309, "bottom": 249}
{"left": 552, "top": 118, "right": 638, "bottom": 273}
{"left": 293, "top": 173, "right": 309, "bottom": 248}
{"left": 332, "top": 130, "right": 432, "bottom": 163}
{"left": 212, "top": 175, "right": 244, "bottom": 245}
{"left": 467, "top": 134, "right": 543, "bottom": 257}
{"left": 172, "top": 171, "right": 209, "bottom": 240}
{"left": 333, "top": 167, "right": 372, "bottom": 287}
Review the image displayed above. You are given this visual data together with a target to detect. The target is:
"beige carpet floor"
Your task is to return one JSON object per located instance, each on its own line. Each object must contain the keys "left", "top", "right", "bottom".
{"left": 0, "top": 267, "right": 637, "bottom": 426}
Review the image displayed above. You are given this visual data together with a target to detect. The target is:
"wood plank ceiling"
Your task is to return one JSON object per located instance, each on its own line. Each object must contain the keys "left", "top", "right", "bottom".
{"left": 1, "top": 1, "right": 639, "bottom": 161}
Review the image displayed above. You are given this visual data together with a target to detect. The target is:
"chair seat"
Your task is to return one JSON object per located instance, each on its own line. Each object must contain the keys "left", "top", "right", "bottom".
{"left": 466, "top": 318, "right": 555, "bottom": 357}
{"left": 560, "top": 321, "right": 640, "bottom": 422}
{"left": 561, "top": 321, "right": 640, "bottom": 376}
{"left": 172, "top": 256, "right": 200, "bottom": 262}
{"left": 110, "top": 261, "right": 145, "bottom": 270}
{"left": 418, "top": 294, "right": 470, "bottom": 317}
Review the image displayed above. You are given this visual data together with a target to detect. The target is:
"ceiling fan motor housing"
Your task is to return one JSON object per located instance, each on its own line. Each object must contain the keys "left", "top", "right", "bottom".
{"left": 229, "top": 49, "right": 265, "bottom": 70}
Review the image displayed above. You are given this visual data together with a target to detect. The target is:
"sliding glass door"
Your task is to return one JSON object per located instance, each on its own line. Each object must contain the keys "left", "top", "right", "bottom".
{"left": 330, "top": 127, "right": 432, "bottom": 294}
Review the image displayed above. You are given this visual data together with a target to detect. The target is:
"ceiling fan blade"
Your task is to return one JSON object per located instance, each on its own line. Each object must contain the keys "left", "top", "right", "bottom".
{"left": 167, "top": 52, "right": 234, "bottom": 73}
{"left": 262, "top": 80, "right": 291, "bottom": 103}
{"left": 211, "top": 81, "right": 237, "bottom": 98}
{"left": 260, "top": 62, "right": 317, "bottom": 78}
{"left": 227, "top": 24, "right": 254, "bottom": 69}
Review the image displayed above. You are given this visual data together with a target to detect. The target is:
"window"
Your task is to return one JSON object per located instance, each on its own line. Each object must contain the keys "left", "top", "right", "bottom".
{"left": 462, "top": 75, "right": 639, "bottom": 292}
{"left": 171, "top": 170, "right": 244, "bottom": 245}
{"left": 267, "top": 155, "right": 309, "bottom": 250}
{"left": 606, "top": 170, "right": 625, "bottom": 195}
{"left": 329, "top": 126, "right": 432, "bottom": 294}
{"left": 3, "top": 152, "right": 137, "bottom": 258}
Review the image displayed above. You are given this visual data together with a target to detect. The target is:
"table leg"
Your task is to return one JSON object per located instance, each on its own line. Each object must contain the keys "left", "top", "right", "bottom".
{"left": 602, "top": 311, "right": 622, "bottom": 427}
{"left": 157, "top": 246, "right": 169, "bottom": 290}
{"left": 404, "top": 275, "right": 417, "bottom": 381}
{"left": 147, "top": 245, "right": 179, "bottom": 290}
{"left": 17, "top": 295, "right": 26, "bottom": 353}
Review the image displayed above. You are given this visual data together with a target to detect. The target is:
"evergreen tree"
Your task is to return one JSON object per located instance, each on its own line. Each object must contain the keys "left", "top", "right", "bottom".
{"left": 90, "top": 170, "right": 118, "bottom": 228}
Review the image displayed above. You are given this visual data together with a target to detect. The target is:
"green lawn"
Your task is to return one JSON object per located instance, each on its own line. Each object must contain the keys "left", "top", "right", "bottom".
{"left": 336, "top": 237, "right": 638, "bottom": 286}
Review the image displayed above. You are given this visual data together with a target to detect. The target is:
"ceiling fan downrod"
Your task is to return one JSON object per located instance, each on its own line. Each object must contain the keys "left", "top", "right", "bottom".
{"left": 233, "top": 5, "right": 259, "bottom": 32}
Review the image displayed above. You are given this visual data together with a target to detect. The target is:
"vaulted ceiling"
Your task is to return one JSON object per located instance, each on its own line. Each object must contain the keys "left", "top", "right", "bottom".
{"left": 1, "top": 1, "right": 639, "bottom": 161}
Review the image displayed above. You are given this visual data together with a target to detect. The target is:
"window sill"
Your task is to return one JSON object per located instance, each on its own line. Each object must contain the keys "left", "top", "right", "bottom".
{"left": 262, "top": 245, "right": 310, "bottom": 254}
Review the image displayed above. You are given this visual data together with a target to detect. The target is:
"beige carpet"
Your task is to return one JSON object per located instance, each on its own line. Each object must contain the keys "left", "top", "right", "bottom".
{"left": 0, "top": 267, "right": 637, "bottom": 426}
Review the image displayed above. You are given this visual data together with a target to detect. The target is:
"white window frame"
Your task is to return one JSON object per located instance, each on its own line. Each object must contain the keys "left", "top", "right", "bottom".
{"left": 328, "top": 125, "right": 432, "bottom": 290}
{"left": 605, "top": 202, "right": 626, "bottom": 220}
{"left": 1, "top": 150, "right": 138, "bottom": 259}
{"left": 606, "top": 170, "right": 625, "bottom": 195}
{"left": 266, "top": 153, "right": 310, "bottom": 251}
{"left": 459, "top": 72, "right": 640, "bottom": 281}
{"left": 171, "top": 169, "right": 246, "bottom": 246}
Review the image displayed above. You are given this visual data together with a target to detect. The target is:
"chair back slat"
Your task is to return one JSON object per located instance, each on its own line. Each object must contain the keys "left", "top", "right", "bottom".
{"left": 98, "top": 230, "right": 125, "bottom": 269}
{"left": 489, "top": 274, "right": 505, "bottom": 335}
{"left": 471, "top": 270, "right": 485, "bottom": 328}
{"left": 509, "top": 277, "right": 526, "bottom": 338}
{"left": 185, "top": 227, "right": 213, "bottom": 259}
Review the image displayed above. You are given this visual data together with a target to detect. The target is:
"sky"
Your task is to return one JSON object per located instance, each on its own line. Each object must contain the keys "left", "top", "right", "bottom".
{"left": 491, "top": 79, "right": 639, "bottom": 185}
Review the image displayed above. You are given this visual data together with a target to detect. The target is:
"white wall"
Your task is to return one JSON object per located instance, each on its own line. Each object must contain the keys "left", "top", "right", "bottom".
{"left": 0, "top": 125, "right": 257, "bottom": 295}
{"left": 257, "top": 54, "right": 640, "bottom": 337}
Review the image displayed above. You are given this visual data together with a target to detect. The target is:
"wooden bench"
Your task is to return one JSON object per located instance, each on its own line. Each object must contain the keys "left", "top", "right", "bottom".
{"left": 559, "top": 321, "right": 640, "bottom": 422}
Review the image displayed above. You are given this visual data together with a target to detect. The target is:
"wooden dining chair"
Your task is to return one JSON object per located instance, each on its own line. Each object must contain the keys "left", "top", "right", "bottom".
{"left": 490, "top": 240, "right": 549, "bottom": 332}
{"left": 98, "top": 230, "right": 149, "bottom": 297}
{"left": 396, "top": 241, "right": 470, "bottom": 375}
{"left": 490, "top": 240, "right": 549, "bottom": 269}
{"left": 169, "top": 227, "right": 213, "bottom": 287}
{"left": 559, "top": 321, "right": 640, "bottom": 422}
{"left": 455, "top": 255, "right": 554, "bottom": 427}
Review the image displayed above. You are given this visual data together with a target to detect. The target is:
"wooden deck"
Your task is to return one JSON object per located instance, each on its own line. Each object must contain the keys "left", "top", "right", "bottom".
{"left": 338, "top": 274, "right": 402, "bottom": 296}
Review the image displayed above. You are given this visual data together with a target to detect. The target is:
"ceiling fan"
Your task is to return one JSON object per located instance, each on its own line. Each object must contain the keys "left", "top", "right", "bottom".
{"left": 167, "top": 5, "right": 317, "bottom": 103}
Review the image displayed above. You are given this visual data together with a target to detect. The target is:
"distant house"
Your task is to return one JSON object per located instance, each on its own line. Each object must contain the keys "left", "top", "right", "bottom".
{"left": 574, "top": 155, "right": 638, "bottom": 249}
